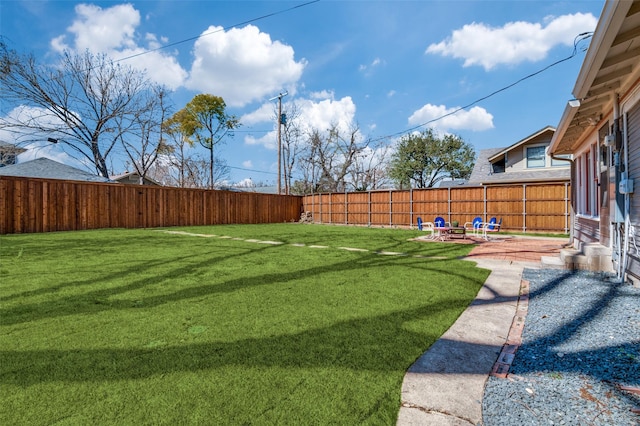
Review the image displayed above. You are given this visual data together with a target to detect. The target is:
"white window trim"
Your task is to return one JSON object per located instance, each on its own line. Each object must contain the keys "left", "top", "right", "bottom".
{"left": 524, "top": 143, "right": 548, "bottom": 169}
{"left": 575, "top": 142, "right": 600, "bottom": 219}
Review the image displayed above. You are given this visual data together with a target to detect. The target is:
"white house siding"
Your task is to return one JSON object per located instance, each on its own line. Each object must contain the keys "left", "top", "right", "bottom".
{"left": 624, "top": 96, "right": 640, "bottom": 280}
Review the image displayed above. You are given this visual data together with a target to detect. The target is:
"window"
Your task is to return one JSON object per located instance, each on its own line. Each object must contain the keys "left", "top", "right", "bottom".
{"left": 576, "top": 144, "right": 600, "bottom": 218}
{"left": 526, "top": 146, "right": 546, "bottom": 168}
{"left": 491, "top": 159, "right": 505, "bottom": 173}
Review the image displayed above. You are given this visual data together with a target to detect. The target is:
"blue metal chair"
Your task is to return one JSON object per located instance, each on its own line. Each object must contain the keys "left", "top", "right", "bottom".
{"left": 464, "top": 216, "right": 483, "bottom": 236}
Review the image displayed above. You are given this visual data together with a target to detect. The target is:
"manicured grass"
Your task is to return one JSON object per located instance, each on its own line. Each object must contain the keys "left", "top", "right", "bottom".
{"left": 0, "top": 224, "right": 489, "bottom": 425}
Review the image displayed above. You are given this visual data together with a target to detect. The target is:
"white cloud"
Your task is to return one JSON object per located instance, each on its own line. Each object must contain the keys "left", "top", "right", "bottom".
{"left": 242, "top": 160, "right": 253, "bottom": 168}
{"left": 309, "top": 90, "right": 335, "bottom": 101}
{"left": 50, "top": 3, "right": 187, "bottom": 90}
{"left": 235, "top": 178, "right": 255, "bottom": 188}
{"left": 187, "top": 25, "right": 307, "bottom": 107}
{"left": 243, "top": 96, "right": 357, "bottom": 149}
{"left": 359, "top": 57, "right": 384, "bottom": 75}
{"left": 387, "top": 90, "right": 396, "bottom": 98}
{"left": 426, "top": 13, "right": 597, "bottom": 70}
{"left": 59, "top": 4, "right": 140, "bottom": 52}
{"left": 408, "top": 104, "right": 494, "bottom": 132}
{"left": 239, "top": 103, "right": 274, "bottom": 127}
{"left": 0, "top": 106, "right": 92, "bottom": 170}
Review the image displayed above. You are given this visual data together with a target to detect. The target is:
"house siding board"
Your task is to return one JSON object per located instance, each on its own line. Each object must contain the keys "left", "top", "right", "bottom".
{"left": 575, "top": 216, "right": 600, "bottom": 244}
{"left": 627, "top": 254, "right": 640, "bottom": 281}
{"left": 627, "top": 101, "right": 640, "bottom": 229}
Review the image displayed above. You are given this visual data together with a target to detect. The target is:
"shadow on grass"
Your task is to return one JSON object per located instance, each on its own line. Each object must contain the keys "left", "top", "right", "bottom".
{"left": 0, "top": 300, "right": 469, "bottom": 385}
{"left": 1, "top": 233, "right": 482, "bottom": 326}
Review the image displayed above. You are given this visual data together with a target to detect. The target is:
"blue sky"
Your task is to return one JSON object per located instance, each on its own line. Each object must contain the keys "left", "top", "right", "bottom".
{"left": 1, "top": 0, "right": 603, "bottom": 185}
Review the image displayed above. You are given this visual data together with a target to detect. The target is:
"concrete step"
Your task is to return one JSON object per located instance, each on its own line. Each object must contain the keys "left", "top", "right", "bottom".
{"left": 558, "top": 244, "right": 613, "bottom": 272}
{"left": 541, "top": 256, "right": 566, "bottom": 269}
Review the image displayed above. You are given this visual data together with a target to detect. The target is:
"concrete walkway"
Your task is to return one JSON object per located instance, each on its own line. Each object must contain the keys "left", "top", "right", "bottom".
{"left": 397, "top": 236, "right": 567, "bottom": 425}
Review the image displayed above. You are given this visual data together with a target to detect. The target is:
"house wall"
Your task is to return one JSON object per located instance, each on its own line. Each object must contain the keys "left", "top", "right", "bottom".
{"left": 623, "top": 87, "right": 640, "bottom": 281}
{"left": 569, "top": 122, "right": 603, "bottom": 251}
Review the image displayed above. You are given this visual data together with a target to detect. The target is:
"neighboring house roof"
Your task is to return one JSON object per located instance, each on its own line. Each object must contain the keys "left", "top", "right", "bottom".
{"left": 468, "top": 148, "right": 503, "bottom": 184}
{"left": 475, "top": 166, "right": 570, "bottom": 185}
{"left": 488, "top": 126, "right": 556, "bottom": 162}
{"left": 469, "top": 126, "right": 570, "bottom": 185}
{"left": 0, "top": 157, "right": 111, "bottom": 183}
{"left": 436, "top": 179, "right": 468, "bottom": 188}
{"left": 111, "top": 171, "right": 162, "bottom": 186}
{"left": 551, "top": 1, "right": 640, "bottom": 155}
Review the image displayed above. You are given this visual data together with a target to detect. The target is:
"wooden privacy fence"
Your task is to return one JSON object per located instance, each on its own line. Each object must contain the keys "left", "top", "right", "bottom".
{"left": 302, "top": 183, "right": 571, "bottom": 233}
{"left": 0, "top": 176, "right": 303, "bottom": 234}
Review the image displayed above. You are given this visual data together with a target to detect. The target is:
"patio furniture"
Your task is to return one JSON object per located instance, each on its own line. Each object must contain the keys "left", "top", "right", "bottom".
{"left": 416, "top": 217, "right": 435, "bottom": 239}
{"left": 448, "top": 226, "right": 466, "bottom": 239}
{"left": 481, "top": 217, "right": 503, "bottom": 240}
{"left": 433, "top": 216, "right": 451, "bottom": 241}
{"left": 464, "top": 216, "right": 483, "bottom": 236}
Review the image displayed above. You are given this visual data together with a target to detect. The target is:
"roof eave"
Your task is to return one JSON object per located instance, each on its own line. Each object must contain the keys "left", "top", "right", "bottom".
{"left": 487, "top": 125, "right": 556, "bottom": 162}
{"left": 549, "top": 103, "right": 580, "bottom": 154}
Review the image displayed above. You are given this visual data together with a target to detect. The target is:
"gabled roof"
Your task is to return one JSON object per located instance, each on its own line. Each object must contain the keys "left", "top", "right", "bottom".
{"left": 551, "top": 1, "right": 640, "bottom": 154}
{"left": 468, "top": 148, "right": 503, "bottom": 184}
{"left": 0, "top": 157, "right": 111, "bottom": 183}
{"left": 488, "top": 126, "right": 556, "bottom": 162}
{"left": 111, "top": 171, "right": 162, "bottom": 186}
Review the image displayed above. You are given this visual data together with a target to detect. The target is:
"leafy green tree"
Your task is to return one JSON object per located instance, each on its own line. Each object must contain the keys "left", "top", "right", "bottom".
{"left": 389, "top": 129, "right": 475, "bottom": 188}
{"left": 171, "top": 94, "right": 239, "bottom": 189}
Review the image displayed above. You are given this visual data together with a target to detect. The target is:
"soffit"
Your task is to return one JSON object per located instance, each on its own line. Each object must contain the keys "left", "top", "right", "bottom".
{"left": 552, "top": 1, "right": 640, "bottom": 154}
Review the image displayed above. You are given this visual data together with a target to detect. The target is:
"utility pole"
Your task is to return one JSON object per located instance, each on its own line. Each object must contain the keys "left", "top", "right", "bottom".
{"left": 270, "top": 91, "right": 288, "bottom": 194}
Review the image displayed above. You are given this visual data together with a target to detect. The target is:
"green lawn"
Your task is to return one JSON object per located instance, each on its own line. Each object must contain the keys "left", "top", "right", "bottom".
{"left": 0, "top": 224, "right": 489, "bottom": 425}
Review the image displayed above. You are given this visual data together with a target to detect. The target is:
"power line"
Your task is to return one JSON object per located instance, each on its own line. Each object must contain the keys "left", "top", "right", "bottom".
{"left": 114, "top": 1, "right": 320, "bottom": 64}
{"left": 373, "top": 32, "right": 594, "bottom": 143}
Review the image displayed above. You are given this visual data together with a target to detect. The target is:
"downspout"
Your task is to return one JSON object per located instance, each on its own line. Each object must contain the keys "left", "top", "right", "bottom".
{"left": 550, "top": 151, "right": 575, "bottom": 243}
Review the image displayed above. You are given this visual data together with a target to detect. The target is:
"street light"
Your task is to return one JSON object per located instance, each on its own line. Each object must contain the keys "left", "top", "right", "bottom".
{"left": 269, "top": 91, "right": 288, "bottom": 194}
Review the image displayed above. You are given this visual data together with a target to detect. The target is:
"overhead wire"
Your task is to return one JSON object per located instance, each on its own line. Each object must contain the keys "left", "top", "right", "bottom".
{"left": 114, "top": 0, "right": 320, "bottom": 64}
{"left": 229, "top": 31, "right": 594, "bottom": 182}
{"left": 372, "top": 31, "right": 594, "bottom": 143}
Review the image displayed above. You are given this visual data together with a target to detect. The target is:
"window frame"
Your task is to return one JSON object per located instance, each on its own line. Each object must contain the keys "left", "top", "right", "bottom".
{"left": 525, "top": 145, "right": 547, "bottom": 168}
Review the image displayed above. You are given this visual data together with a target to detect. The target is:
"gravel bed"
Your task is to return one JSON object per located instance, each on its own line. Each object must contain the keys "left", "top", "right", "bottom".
{"left": 483, "top": 269, "right": 640, "bottom": 426}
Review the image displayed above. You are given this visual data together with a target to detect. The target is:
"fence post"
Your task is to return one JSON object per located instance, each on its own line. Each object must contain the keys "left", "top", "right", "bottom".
{"left": 368, "top": 191, "right": 372, "bottom": 227}
{"left": 447, "top": 187, "right": 452, "bottom": 224}
{"left": 410, "top": 187, "right": 413, "bottom": 228}
{"left": 483, "top": 186, "right": 488, "bottom": 222}
{"left": 523, "top": 184, "right": 527, "bottom": 233}
{"left": 345, "top": 190, "right": 348, "bottom": 225}
{"left": 389, "top": 189, "right": 393, "bottom": 227}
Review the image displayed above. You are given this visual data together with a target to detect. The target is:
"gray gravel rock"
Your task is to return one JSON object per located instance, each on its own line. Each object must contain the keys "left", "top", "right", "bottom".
{"left": 482, "top": 269, "right": 640, "bottom": 426}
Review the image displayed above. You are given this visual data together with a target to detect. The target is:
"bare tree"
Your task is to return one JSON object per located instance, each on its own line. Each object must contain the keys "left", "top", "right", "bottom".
{"left": 118, "top": 85, "right": 173, "bottom": 184}
{"left": 295, "top": 123, "right": 368, "bottom": 194}
{"left": 0, "top": 42, "right": 159, "bottom": 178}
{"left": 349, "top": 141, "right": 392, "bottom": 191}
